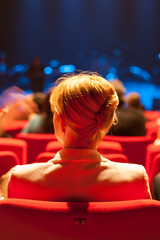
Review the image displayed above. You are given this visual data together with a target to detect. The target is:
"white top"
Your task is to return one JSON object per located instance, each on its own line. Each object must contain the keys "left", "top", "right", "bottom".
{"left": 8, "top": 148, "right": 151, "bottom": 201}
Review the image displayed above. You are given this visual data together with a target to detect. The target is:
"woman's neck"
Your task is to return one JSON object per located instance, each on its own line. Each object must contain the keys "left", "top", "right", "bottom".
{"left": 63, "top": 126, "right": 98, "bottom": 150}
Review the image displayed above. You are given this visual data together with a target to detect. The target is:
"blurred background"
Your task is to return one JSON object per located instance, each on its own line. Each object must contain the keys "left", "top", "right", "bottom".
{"left": 0, "top": 0, "right": 160, "bottom": 110}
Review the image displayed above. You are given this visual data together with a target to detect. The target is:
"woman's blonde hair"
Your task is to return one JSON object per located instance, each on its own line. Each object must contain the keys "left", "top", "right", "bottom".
{"left": 50, "top": 72, "right": 118, "bottom": 144}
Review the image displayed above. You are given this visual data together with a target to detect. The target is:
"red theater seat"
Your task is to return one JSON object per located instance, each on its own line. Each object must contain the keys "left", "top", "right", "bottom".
{"left": 35, "top": 152, "right": 128, "bottom": 163}
{"left": 35, "top": 152, "right": 56, "bottom": 163}
{"left": 103, "top": 135, "right": 153, "bottom": 166}
{"left": 97, "top": 141, "right": 123, "bottom": 154}
{"left": 145, "top": 120, "right": 158, "bottom": 141}
{"left": 0, "top": 151, "right": 19, "bottom": 176}
{"left": 16, "top": 133, "right": 57, "bottom": 164}
{"left": 102, "top": 153, "right": 129, "bottom": 163}
{"left": 3, "top": 120, "right": 28, "bottom": 137}
{"left": 45, "top": 140, "right": 123, "bottom": 155}
{"left": 146, "top": 152, "right": 160, "bottom": 190}
{"left": 145, "top": 143, "right": 160, "bottom": 176}
{"left": 0, "top": 198, "right": 159, "bottom": 240}
{"left": 0, "top": 138, "right": 27, "bottom": 164}
{"left": 45, "top": 141, "right": 63, "bottom": 153}
{"left": 144, "top": 111, "right": 160, "bottom": 121}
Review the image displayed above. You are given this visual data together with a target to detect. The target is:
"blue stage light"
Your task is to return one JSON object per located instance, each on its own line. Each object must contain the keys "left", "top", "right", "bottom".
{"left": 129, "top": 65, "right": 151, "bottom": 81}
{"left": 13, "top": 64, "right": 24, "bottom": 73}
{"left": 129, "top": 66, "right": 141, "bottom": 75}
{"left": 0, "top": 63, "right": 6, "bottom": 74}
{"left": 49, "top": 60, "right": 59, "bottom": 68}
{"left": 19, "top": 76, "right": 30, "bottom": 85}
{"left": 113, "top": 49, "right": 122, "bottom": 57}
{"left": 44, "top": 66, "right": 53, "bottom": 75}
{"left": 59, "top": 65, "right": 75, "bottom": 73}
{"left": 106, "top": 73, "right": 117, "bottom": 80}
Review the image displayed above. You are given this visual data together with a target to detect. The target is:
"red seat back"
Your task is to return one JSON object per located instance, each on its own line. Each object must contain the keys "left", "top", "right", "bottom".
{"left": 102, "top": 153, "right": 129, "bottom": 163}
{"left": 3, "top": 120, "right": 28, "bottom": 137}
{"left": 145, "top": 143, "right": 160, "bottom": 175}
{"left": 45, "top": 141, "right": 63, "bottom": 153}
{"left": 145, "top": 120, "right": 158, "bottom": 141}
{"left": 0, "top": 138, "right": 27, "bottom": 164}
{"left": 146, "top": 153, "right": 160, "bottom": 190}
{"left": 16, "top": 133, "right": 57, "bottom": 163}
{"left": 45, "top": 140, "right": 123, "bottom": 155}
{"left": 103, "top": 135, "right": 153, "bottom": 166}
{"left": 0, "top": 151, "right": 19, "bottom": 176}
{"left": 35, "top": 152, "right": 128, "bottom": 163}
{"left": 35, "top": 152, "right": 56, "bottom": 162}
{"left": 0, "top": 199, "right": 159, "bottom": 240}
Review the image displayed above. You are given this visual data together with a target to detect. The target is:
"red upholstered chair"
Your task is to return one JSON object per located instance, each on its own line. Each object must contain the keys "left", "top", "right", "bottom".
{"left": 35, "top": 152, "right": 128, "bottom": 163}
{"left": 3, "top": 120, "right": 28, "bottom": 137}
{"left": 0, "top": 151, "right": 19, "bottom": 176}
{"left": 45, "top": 141, "right": 63, "bottom": 153}
{"left": 16, "top": 133, "right": 57, "bottom": 164}
{"left": 35, "top": 152, "right": 56, "bottom": 163}
{"left": 144, "top": 110, "right": 160, "bottom": 121}
{"left": 102, "top": 153, "right": 129, "bottom": 163}
{"left": 145, "top": 120, "right": 158, "bottom": 141}
{"left": 147, "top": 153, "right": 160, "bottom": 191}
{"left": 103, "top": 135, "right": 153, "bottom": 166}
{"left": 0, "top": 198, "right": 159, "bottom": 240}
{"left": 0, "top": 138, "right": 27, "bottom": 164}
{"left": 45, "top": 140, "right": 123, "bottom": 155}
{"left": 145, "top": 143, "right": 160, "bottom": 176}
{"left": 97, "top": 141, "right": 123, "bottom": 154}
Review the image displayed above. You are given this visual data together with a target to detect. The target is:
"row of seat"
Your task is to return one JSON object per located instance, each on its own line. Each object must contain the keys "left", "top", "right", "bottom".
{"left": 0, "top": 198, "right": 160, "bottom": 240}
{"left": 1, "top": 133, "right": 160, "bottom": 191}
{"left": 1, "top": 113, "right": 160, "bottom": 239}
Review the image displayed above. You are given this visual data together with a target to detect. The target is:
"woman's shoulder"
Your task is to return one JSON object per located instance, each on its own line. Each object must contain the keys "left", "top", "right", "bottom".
{"left": 11, "top": 161, "right": 58, "bottom": 179}
{"left": 101, "top": 157, "right": 146, "bottom": 179}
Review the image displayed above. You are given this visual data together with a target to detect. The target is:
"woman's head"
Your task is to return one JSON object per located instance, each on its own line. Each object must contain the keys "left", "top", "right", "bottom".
{"left": 50, "top": 72, "right": 118, "bottom": 146}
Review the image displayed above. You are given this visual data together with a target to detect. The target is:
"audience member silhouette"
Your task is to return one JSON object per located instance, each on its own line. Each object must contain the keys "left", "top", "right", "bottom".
{"left": 27, "top": 57, "right": 44, "bottom": 93}
{"left": 127, "top": 92, "right": 145, "bottom": 111}
{"left": 22, "top": 91, "right": 54, "bottom": 133}
{"left": 109, "top": 79, "right": 147, "bottom": 136}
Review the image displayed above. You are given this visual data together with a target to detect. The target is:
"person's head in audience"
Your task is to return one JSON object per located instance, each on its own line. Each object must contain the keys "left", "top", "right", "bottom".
{"left": 50, "top": 72, "right": 119, "bottom": 149}
{"left": 41, "top": 91, "right": 54, "bottom": 133}
{"left": 109, "top": 79, "right": 126, "bottom": 107}
{"left": 127, "top": 92, "right": 145, "bottom": 110}
{"left": 32, "top": 92, "right": 46, "bottom": 113}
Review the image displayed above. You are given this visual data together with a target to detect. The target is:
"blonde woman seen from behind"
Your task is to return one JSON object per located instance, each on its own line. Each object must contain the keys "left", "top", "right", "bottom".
{"left": 0, "top": 72, "right": 151, "bottom": 201}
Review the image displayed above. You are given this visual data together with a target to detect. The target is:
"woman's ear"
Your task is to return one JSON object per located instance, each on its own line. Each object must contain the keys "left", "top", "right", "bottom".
{"left": 53, "top": 113, "right": 66, "bottom": 143}
{"left": 59, "top": 115, "right": 66, "bottom": 133}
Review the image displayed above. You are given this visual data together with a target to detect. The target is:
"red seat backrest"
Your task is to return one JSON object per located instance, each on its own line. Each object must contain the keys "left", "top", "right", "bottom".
{"left": 16, "top": 133, "right": 57, "bottom": 164}
{"left": 45, "top": 140, "right": 123, "bottom": 155}
{"left": 147, "top": 153, "right": 160, "bottom": 190}
{"left": 103, "top": 135, "right": 153, "bottom": 166}
{"left": 0, "top": 151, "right": 19, "bottom": 176}
{"left": 145, "top": 120, "right": 158, "bottom": 141}
{"left": 97, "top": 141, "right": 123, "bottom": 154}
{"left": 0, "top": 138, "right": 27, "bottom": 164}
{"left": 35, "top": 152, "right": 56, "bottom": 162}
{"left": 102, "top": 153, "right": 129, "bottom": 163}
{"left": 45, "top": 141, "right": 63, "bottom": 153}
{"left": 35, "top": 152, "right": 128, "bottom": 163}
{"left": 0, "top": 199, "right": 159, "bottom": 240}
{"left": 3, "top": 120, "right": 28, "bottom": 137}
{"left": 144, "top": 111, "right": 160, "bottom": 121}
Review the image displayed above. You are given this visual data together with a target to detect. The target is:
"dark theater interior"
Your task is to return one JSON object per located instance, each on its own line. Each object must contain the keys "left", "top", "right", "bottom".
{"left": 1, "top": 1, "right": 160, "bottom": 239}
